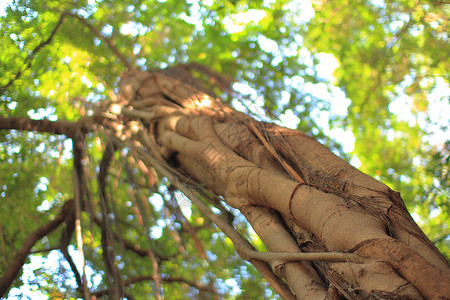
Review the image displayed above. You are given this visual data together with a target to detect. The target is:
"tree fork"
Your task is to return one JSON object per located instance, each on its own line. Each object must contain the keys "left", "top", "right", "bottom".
{"left": 0, "top": 200, "right": 74, "bottom": 297}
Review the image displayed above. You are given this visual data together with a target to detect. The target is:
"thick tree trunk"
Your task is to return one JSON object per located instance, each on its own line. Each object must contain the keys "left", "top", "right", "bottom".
{"left": 108, "top": 66, "right": 450, "bottom": 298}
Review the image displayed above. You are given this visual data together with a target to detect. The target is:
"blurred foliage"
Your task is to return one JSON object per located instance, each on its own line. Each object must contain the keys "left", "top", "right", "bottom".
{"left": 305, "top": 0, "right": 449, "bottom": 258}
{"left": 0, "top": 0, "right": 448, "bottom": 298}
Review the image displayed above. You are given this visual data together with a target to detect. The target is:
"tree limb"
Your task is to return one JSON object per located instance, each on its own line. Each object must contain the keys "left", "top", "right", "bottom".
{"left": 58, "top": 199, "right": 83, "bottom": 292}
{"left": 0, "top": 13, "right": 67, "bottom": 95}
{"left": 60, "top": 245, "right": 83, "bottom": 293}
{"left": 90, "top": 274, "right": 219, "bottom": 298}
{"left": 67, "top": 13, "right": 134, "bottom": 70}
{"left": 97, "top": 140, "right": 123, "bottom": 299}
{"left": 122, "top": 156, "right": 162, "bottom": 300}
{"left": 0, "top": 199, "right": 74, "bottom": 297}
{"left": 91, "top": 216, "right": 170, "bottom": 260}
{"left": 241, "top": 249, "right": 363, "bottom": 264}
{"left": 166, "top": 187, "right": 207, "bottom": 260}
{"left": 72, "top": 134, "right": 90, "bottom": 299}
{"left": 0, "top": 116, "right": 93, "bottom": 138}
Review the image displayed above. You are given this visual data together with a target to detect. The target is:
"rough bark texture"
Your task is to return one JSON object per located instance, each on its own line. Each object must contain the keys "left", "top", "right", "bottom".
{"left": 112, "top": 66, "right": 449, "bottom": 299}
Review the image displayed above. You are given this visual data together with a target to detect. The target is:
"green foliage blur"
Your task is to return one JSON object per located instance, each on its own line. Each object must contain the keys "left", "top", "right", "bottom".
{"left": 0, "top": 0, "right": 448, "bottom": 298}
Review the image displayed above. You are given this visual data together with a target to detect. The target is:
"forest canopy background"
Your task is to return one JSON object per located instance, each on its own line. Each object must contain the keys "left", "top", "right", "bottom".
{"left": 0, "top": 0, "right": 449, "bottom": 298}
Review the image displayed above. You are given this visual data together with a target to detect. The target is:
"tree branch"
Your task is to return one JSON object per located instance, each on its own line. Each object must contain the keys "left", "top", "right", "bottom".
{"left": 0, "top": 9, "right": 133, "bottom": 95}
{"left": 58, "top": 199, "right": 83, "bottom": 292}
{"left": 90, "top": 275, "right": 218, "bottom": 298}
{"left": 0, "top": 13, "right": 67, "bottom": 95}
{"left": 60, "top": 245, "right": 83, "bottom": 293}
{"left": 97, "top": 140, "right": 123, "bottom": 299}
{"left": 68, "top": 13, "right": 133, "bottom": 70}
{"left": 92, "top": 216, "right": 170, "bottom": 260}
{"left": 0, "top": 116, "right": 93, "bottom": 138}
{"left": 241, "top": 249, "right": 363, "bottom": 264}
{"left": 0, "top": 199, "right": 74, "bottom": 297}
{"left": 72, "top": 134, "right": 90, "bottom": 299}
{"left": 166, "top": 188, "right": 207, "bottom": 260}
{"left": 122, "top": 157, "right": 162, "bottom": 300}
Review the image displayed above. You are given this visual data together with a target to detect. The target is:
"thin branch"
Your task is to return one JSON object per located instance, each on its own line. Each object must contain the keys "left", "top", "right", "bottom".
{"left": 386, "top": 16, "right": 414, "bottom": 50}
{"left": 433, "top": 234, "right": 449, "bottom": 245}
{"left": 386, "top": 1, "right": 419, "bottom": 51}
{"left": 0, "top": 199, "right": 74, "bottom": 297}
{"left": 109, "top": 172, "right": 127, "bottom": 256}
{"left": 123, "top": 156, "right": 162, "bottom": 300}
{"left": 29, "top": 247, "right": 59, "bottom": 254}
{"left": 0, "top": 9, "right": 134, "bottom": 95}
{"left": 91, "top": 275, "right": 218, "bottom": 298}
{"left": 185, "top": 62, "right": 235, "bottom": 92}
{"left": 166, "top": 187, "right": 207, "bottom": 260}
{"left": 58, "top": 198, "right": 83, "bottom": 292}
{"left": 92, "top": 216, "right": 170, "bottom": 261}
{"left": 0, "top": 13, "right": 67, "bottom": 95}
{"left": 60, "top": 245, "right": 83, "bottom": 293}
{"left": 67, "top": 13, "right": 133, "bottom": 70}
{"left": 242, "top": 249, "right": 363, "bottom": 264}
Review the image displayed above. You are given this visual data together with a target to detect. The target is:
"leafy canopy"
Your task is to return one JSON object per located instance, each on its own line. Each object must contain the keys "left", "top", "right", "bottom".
{"left": 0, "top": 0, "right": 448, "bottom": 298}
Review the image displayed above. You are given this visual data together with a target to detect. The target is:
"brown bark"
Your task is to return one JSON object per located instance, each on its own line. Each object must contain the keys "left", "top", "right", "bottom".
{"left": 113, "top": 66, "right": 449, "bottom": 299}
{"left": 0, "top": 200, "right": 74, "bottom": 297}
{"left": 2, "top": 65, "right": 448, "bottom": 299}
{"left": 0, "top": 117, "right": 86, "bottom": 137}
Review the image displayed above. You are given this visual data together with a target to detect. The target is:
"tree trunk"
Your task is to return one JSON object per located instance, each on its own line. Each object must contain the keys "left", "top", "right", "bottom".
{"left": 2, "top": 65, "right": 447, "bottom": 299}
{"left": 108, "top": 65, "right": 449, "bottom": 299}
